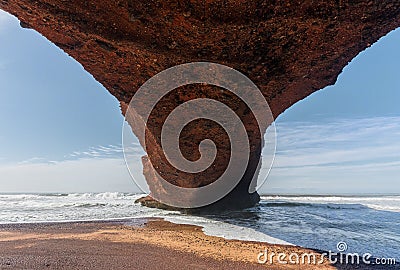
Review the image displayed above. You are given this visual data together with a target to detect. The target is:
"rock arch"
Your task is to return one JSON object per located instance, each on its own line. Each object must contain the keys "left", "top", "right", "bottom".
{"left": 1, "top": 0, "right": 399, "bottom": 210}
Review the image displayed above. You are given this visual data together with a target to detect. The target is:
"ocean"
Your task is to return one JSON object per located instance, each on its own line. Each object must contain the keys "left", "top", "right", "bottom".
{"left": 0, "top": 193, "right": 399, "bottom": 260}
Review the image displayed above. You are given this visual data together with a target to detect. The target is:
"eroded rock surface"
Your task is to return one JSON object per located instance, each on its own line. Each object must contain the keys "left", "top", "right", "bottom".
{"left": 1, "top": 1, "right": 399, "bottom": 210}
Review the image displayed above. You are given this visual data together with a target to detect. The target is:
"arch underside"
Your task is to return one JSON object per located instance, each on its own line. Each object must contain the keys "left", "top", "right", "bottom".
{"left": 2, "top": 0, "right": 400, "bottom": 210}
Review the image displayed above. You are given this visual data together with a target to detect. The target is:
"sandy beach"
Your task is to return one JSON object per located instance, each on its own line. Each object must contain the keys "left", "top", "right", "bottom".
{"left": 0, "top": 219, "right": 396, "bottom": 270}
{"left": 0, "top": 219, "right": 323, "bottom": 269}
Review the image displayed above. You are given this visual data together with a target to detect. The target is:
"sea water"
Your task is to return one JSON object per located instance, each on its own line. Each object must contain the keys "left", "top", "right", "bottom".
{"left": 0, "top": 193, "right": 399, "bottom": 259}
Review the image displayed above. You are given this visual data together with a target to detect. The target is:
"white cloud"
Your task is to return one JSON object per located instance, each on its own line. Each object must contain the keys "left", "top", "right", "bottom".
{"left": 261, "top": 116, "right": 400, "bottom": 194}
{"left": 272, "top": 116, "right": 400, "bottom": 167}
{"left": 3, "top": 116, "right": 399, "bottom": 195}
{"left": 0, "top": 142, "right": 147, "bottom": 194}
{"left": 65, "top": 143, "right": 145, "bottom": 160}
{"left": 17, "top": 157, "right": 48, "bottom": 165}
{"left": 0, "top": 143, "right": 145, "bottom": 193}
{"left": 0, "top": 158, "right": 142, "bottom": 193}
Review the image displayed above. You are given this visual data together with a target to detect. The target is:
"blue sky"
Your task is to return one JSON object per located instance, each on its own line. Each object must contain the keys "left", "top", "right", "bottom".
{"left": 0, "top": 9, "right": 399, "bottom": 194}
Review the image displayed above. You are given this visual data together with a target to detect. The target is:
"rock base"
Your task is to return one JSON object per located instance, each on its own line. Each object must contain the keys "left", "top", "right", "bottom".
{"left": 135, "top": 191, "right": 260, "bottom": 214}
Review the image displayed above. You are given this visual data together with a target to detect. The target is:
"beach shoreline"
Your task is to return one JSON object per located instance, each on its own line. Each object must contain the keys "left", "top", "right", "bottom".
{"left": 0, "top": 218, "right": 324, "bottom": 269}
{"left": 0, "top": 218, "right": 395, "bottom": 269}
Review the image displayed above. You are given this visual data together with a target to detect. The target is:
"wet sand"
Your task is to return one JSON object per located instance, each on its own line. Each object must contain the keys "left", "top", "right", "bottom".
{"left": 0, "top": 219, "right": 396, "bottom": 269}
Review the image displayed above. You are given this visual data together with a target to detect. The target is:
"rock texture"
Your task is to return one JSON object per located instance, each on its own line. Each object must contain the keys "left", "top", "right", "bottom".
{"left": 1, "top": 1, "right": 400, "bottom": 210}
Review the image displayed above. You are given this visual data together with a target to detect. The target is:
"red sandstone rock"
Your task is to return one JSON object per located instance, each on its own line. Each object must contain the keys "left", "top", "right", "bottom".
{"left": 1, "top": 1, "right": 400, "bottom": 210}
